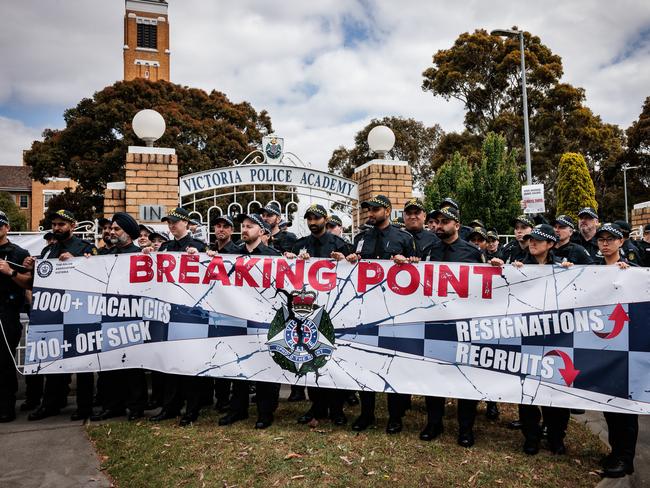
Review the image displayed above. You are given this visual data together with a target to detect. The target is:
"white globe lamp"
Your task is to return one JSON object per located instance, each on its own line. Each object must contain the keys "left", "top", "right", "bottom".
{"left": 367, "top": 125, "right": 395, "bottom": 158}
{"left": 132, "top": 109, "right": 166, "bottom": 147}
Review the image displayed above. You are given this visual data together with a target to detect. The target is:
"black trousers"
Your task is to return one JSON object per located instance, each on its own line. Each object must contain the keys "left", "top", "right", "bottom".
{"left": 519, "top": 404, "right": 569, "bottom": 442}
{"left": 604, "top": 412, "right": 638, "bottom": 464}
{"left": 425, "top": 396, "right": 478, "bottom": 431}
{"left": 214, "top": 378, "right": 232, "bottom": 404}
{"left": 229, "top": 380, "right": 280, "bottom": 419}
{"left": 360, "top": 392, "right": 408, "bottom": 419}
{"left": 75, "top": 373, "right": 94, "bottom": 413}
{"left": 42, "top": 373, "right": 71, "bottom": 411}
{"left": 0, "top": 312, "right": 21, "bottom": 415}
{"left": 307, "top": 386, "right": 345, "bottom": 418}
{"left": 101, "top": 369, "right": 147, "bottom": 412}
{"left": 150, "top": 371, "right": 164, "bottom": 406}
{"left": 24, "top": 374, "right": 44, "bottom": 405}
{"left": 161, "top": 373, "right": 209, "bottom": 414}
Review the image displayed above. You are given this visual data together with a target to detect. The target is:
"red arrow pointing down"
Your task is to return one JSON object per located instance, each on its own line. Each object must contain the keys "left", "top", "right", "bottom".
{"left": 544, "top": 350, "right": 580, "bottom": 386}
{"left": 594, "top": 303, "right": 630, "bottom": 339}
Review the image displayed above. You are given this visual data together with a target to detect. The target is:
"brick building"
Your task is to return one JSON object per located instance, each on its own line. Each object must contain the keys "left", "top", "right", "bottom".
{"left": 0, "top": 165, "right": 32, "bottom": 229}
{"left": 123, "top": 0, "right": 170, "bottom": 82}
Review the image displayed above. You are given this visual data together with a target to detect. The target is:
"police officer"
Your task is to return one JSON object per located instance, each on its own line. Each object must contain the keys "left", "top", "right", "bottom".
{"left": 208, "top": 215, "right": 240, "bottom": 254}
{"left": 148, "top": 208, "right": 208, "bottom": 426}
{"left": 218, "top": 214, "right": 282, "bottom": 429}
{"left": 402, "top": 198, "right": 439, "bottom": 256}
{"left": 613, "top": 220, "right": 643, "bottom": 266}
{"left": 500, "top": 215, "right": 534, "bottom": 263}
{"left": 593, "top": 223, "right": 639, "bottom": 478}
{"left": 552, "top": 215, "right": 593, "bottom": 265}
{"left": 346, "top": 194, "right": 416, "bottom": 434}
{"left": 505, "top": 224, "right": 572, "bottom": 455}
{"left": 421, "top": 206, "right": 485, "bottom": 447}
{"left": 91, "top": 213, "right": 148, "bottom": 421}
{"left": 326, "top": 215, "right": 344, "bottom": 237}
{"left": 97, "top": 218, "right": 114, "bottom": 252}
{"left": 572, "top": 207, "right": 600, "bottom": 259}
{"left": 485, "top": 229, "right": 501, "bottom": 260}
{"left": 285, "top": 204, "right": 351, "bottom": 426}
{"left": 261, "top": 202, "right": 297, "bottom": 253}
{"left": 467, "top": 227, "right": 488, "bottom": 252}
{"left": 28, "top": 209, "right": 98, "bottom": 421}
{"left": 0, "top": 212, "right": 31, "bottom": 422}
{"left": 439, "top": 197, "right": 473, "bottom": 241}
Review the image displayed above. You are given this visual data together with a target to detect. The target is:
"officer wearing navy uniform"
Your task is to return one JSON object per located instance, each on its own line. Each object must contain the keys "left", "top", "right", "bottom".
{"left": 421, "top": 206, "right": 486, "bottom": 447}
{"left": 500, "top": 215, "right": 534, "bottom": 263}
{"left": 149, "top": 208, "right": 208, "bottom": 427}
{"left": 28, "top": 210, "right": 98, "bottom": 422}
{"left": 593, "top": 223, "right": 639, "bottom": 478}
{"left": 286, "top": 204, "right": 351, "bottom": 426}
{"left": 402, "top": 198, "right": 439, "bottom": 256}
{"left": 0, "top": 212, "right": 30, "bottom": 422}
{"left": 91, "top": 213, "right": 148, "bottom": 421}
{"left": 571, "top": 207, "right": 600, "bottom": 260}
{"left": 613, "top": 220, "right": 643, "bottom": 266}
{"left": 346, "top": 195, "right": 416, "bottom": 434}
{"left": 552, "top": 215, "right": 593, "bottom": 265}
{"left": 504, "top": 224, "right": 572, "bottom": 456}
{"left": 218, "top": 214, "right": 282, "bottom": 429}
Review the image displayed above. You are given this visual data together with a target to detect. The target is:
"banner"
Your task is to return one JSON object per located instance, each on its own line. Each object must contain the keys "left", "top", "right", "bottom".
{"left": 24, "top": 253, "right": 650, "bottom": 414}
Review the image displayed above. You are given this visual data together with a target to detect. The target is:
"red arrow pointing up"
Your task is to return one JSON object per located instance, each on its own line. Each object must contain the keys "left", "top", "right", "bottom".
{"left": 595, "top": 303, "right": 630, "bottom": 339}
{"left": 544, "top": 350, "right": 580, "bottom": 386}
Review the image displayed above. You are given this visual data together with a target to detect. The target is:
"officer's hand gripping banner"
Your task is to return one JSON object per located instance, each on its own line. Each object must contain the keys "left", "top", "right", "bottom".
{"left": 24, "top": 253, "right": 650, "bottom": 414}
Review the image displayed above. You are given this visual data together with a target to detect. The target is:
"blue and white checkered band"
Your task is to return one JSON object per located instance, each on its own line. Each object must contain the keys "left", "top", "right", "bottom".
{"left": 598, "top": 224, "right": 624, "bottom": 239}
{"left": 263, "top": 205, "right": 281, "bottom": 216}
{"left": 246, "top": 214, "right": 266, "bottom": 228}
{"left": 516, "top": 216, "right": 534, "bottom": 227}
{"left": 531, "top": 226, "right": 558, "bottom": 242}
{"left": 555, "top": 217, "right": 574, "bottom": 229}
{"left": 579, "top": 208, "right": 598, "bottom": 219}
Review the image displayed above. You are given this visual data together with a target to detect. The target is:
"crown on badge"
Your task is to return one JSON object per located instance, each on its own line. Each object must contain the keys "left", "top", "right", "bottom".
{"left": 291, "top": 289, "right": 318, "bottom": 313}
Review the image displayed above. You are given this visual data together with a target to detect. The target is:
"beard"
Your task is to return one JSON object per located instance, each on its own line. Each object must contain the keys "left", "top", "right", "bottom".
{"left": 53, "top": 230, "right": 71, "bottom": 241}
{"left": 435, "top": 229, "right": 453, "bottom": 240}
{"left": 309, "top": 223, "right": 325, "bottom": 234}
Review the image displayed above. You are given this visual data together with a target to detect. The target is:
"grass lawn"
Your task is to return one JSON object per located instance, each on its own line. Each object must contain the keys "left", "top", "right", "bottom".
{"left": 87, "top": 396, "right": 606, "bottom": 488}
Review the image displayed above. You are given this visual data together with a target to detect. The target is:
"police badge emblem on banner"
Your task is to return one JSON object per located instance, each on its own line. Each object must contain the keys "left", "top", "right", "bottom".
{"left": 24, "top": 253, "right": 650, "bottom": 414}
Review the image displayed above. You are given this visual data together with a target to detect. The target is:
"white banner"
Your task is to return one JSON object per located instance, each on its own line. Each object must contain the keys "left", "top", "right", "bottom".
{"left": 25, "top": 253, "right": 650, "bottom": 413}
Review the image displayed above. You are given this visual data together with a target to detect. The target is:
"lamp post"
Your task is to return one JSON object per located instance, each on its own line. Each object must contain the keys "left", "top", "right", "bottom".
{"left": 132, "top": 109, "right": 166, "bottom": 147}
{"left": 622, "top": 165, "right": 640, "bottom": 222}
{"left": 367, "top": 125, "right": 395, "bottom": 159}
{"left": 491, "top": 28, "right": 532, "bottom": 185}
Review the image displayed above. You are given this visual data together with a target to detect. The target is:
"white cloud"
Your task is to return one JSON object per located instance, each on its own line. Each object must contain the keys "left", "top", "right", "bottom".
{"left": 0, "top": 0, "right": 648, "bottom": 172}
{"left": 0, "top": 116, "right": 42, "bottom": 165}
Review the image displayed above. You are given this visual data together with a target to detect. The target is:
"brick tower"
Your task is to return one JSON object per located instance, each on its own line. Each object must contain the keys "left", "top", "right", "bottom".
{"left": 123, "top": 0, "right": 170, "bottom": 81}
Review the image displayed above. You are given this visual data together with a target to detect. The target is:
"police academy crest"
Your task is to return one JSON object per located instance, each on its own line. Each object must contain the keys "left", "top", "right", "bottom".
{"left": 266, "top": 289, "right": 335, "bottom": 375}
{"left": 264, "top": 136, "right": 283, "bottom": 160}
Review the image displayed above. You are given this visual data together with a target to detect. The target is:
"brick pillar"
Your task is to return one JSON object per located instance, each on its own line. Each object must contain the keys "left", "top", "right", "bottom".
{"left": 103, "top": 183, "right": 126, "bottom": 215}
{"left": 352, "top": 160, "right": 413, "bottom": 227}
{"left": 631, "top": 202, "right": 650, "bottom": 234}
{"left": 103, "top": 147, "right": 178, "bottom": 220}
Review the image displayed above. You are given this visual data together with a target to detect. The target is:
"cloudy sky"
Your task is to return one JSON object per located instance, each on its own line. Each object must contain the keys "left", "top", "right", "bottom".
{"left": 1, "top": 0, "right": 649, "bottom": 171}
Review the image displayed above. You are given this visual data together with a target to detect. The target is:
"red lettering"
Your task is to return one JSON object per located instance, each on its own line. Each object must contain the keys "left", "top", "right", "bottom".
{"left": 473, "top": 265, "right": 502, "bottom": 299}
{"left": 179, "top": 254, "right": 199, "bottom": 284}
{"left": 202, "top": 256, "right": 231, "bottom": 286}
{"left": 307, "top": 260, "right": 336, "bottom": 291}
{"left": 130, "top": 255, "right": 154, "bottom": 283}
{"left": 262, "top": 258, "right": 272, "bottom": 288}
{"left": 276, "top": 258, "right": 305, "bottom": 290}
{"left": 235, "top": 257, "right": 260, "bottom": 287}
{"left": 386, "top": 263, "right": 419, "bottom": 295}
{"left": 357, "top": 261, "right": 384, "bottom": 293}
{"left": 423, "top": 263, "right": 434, "bottom": 296}
{"left": 156, "top": 253, "right": 176, "bottom": 283}
{"left": 438, "top": 264, "right": 469, "bottom": 297}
